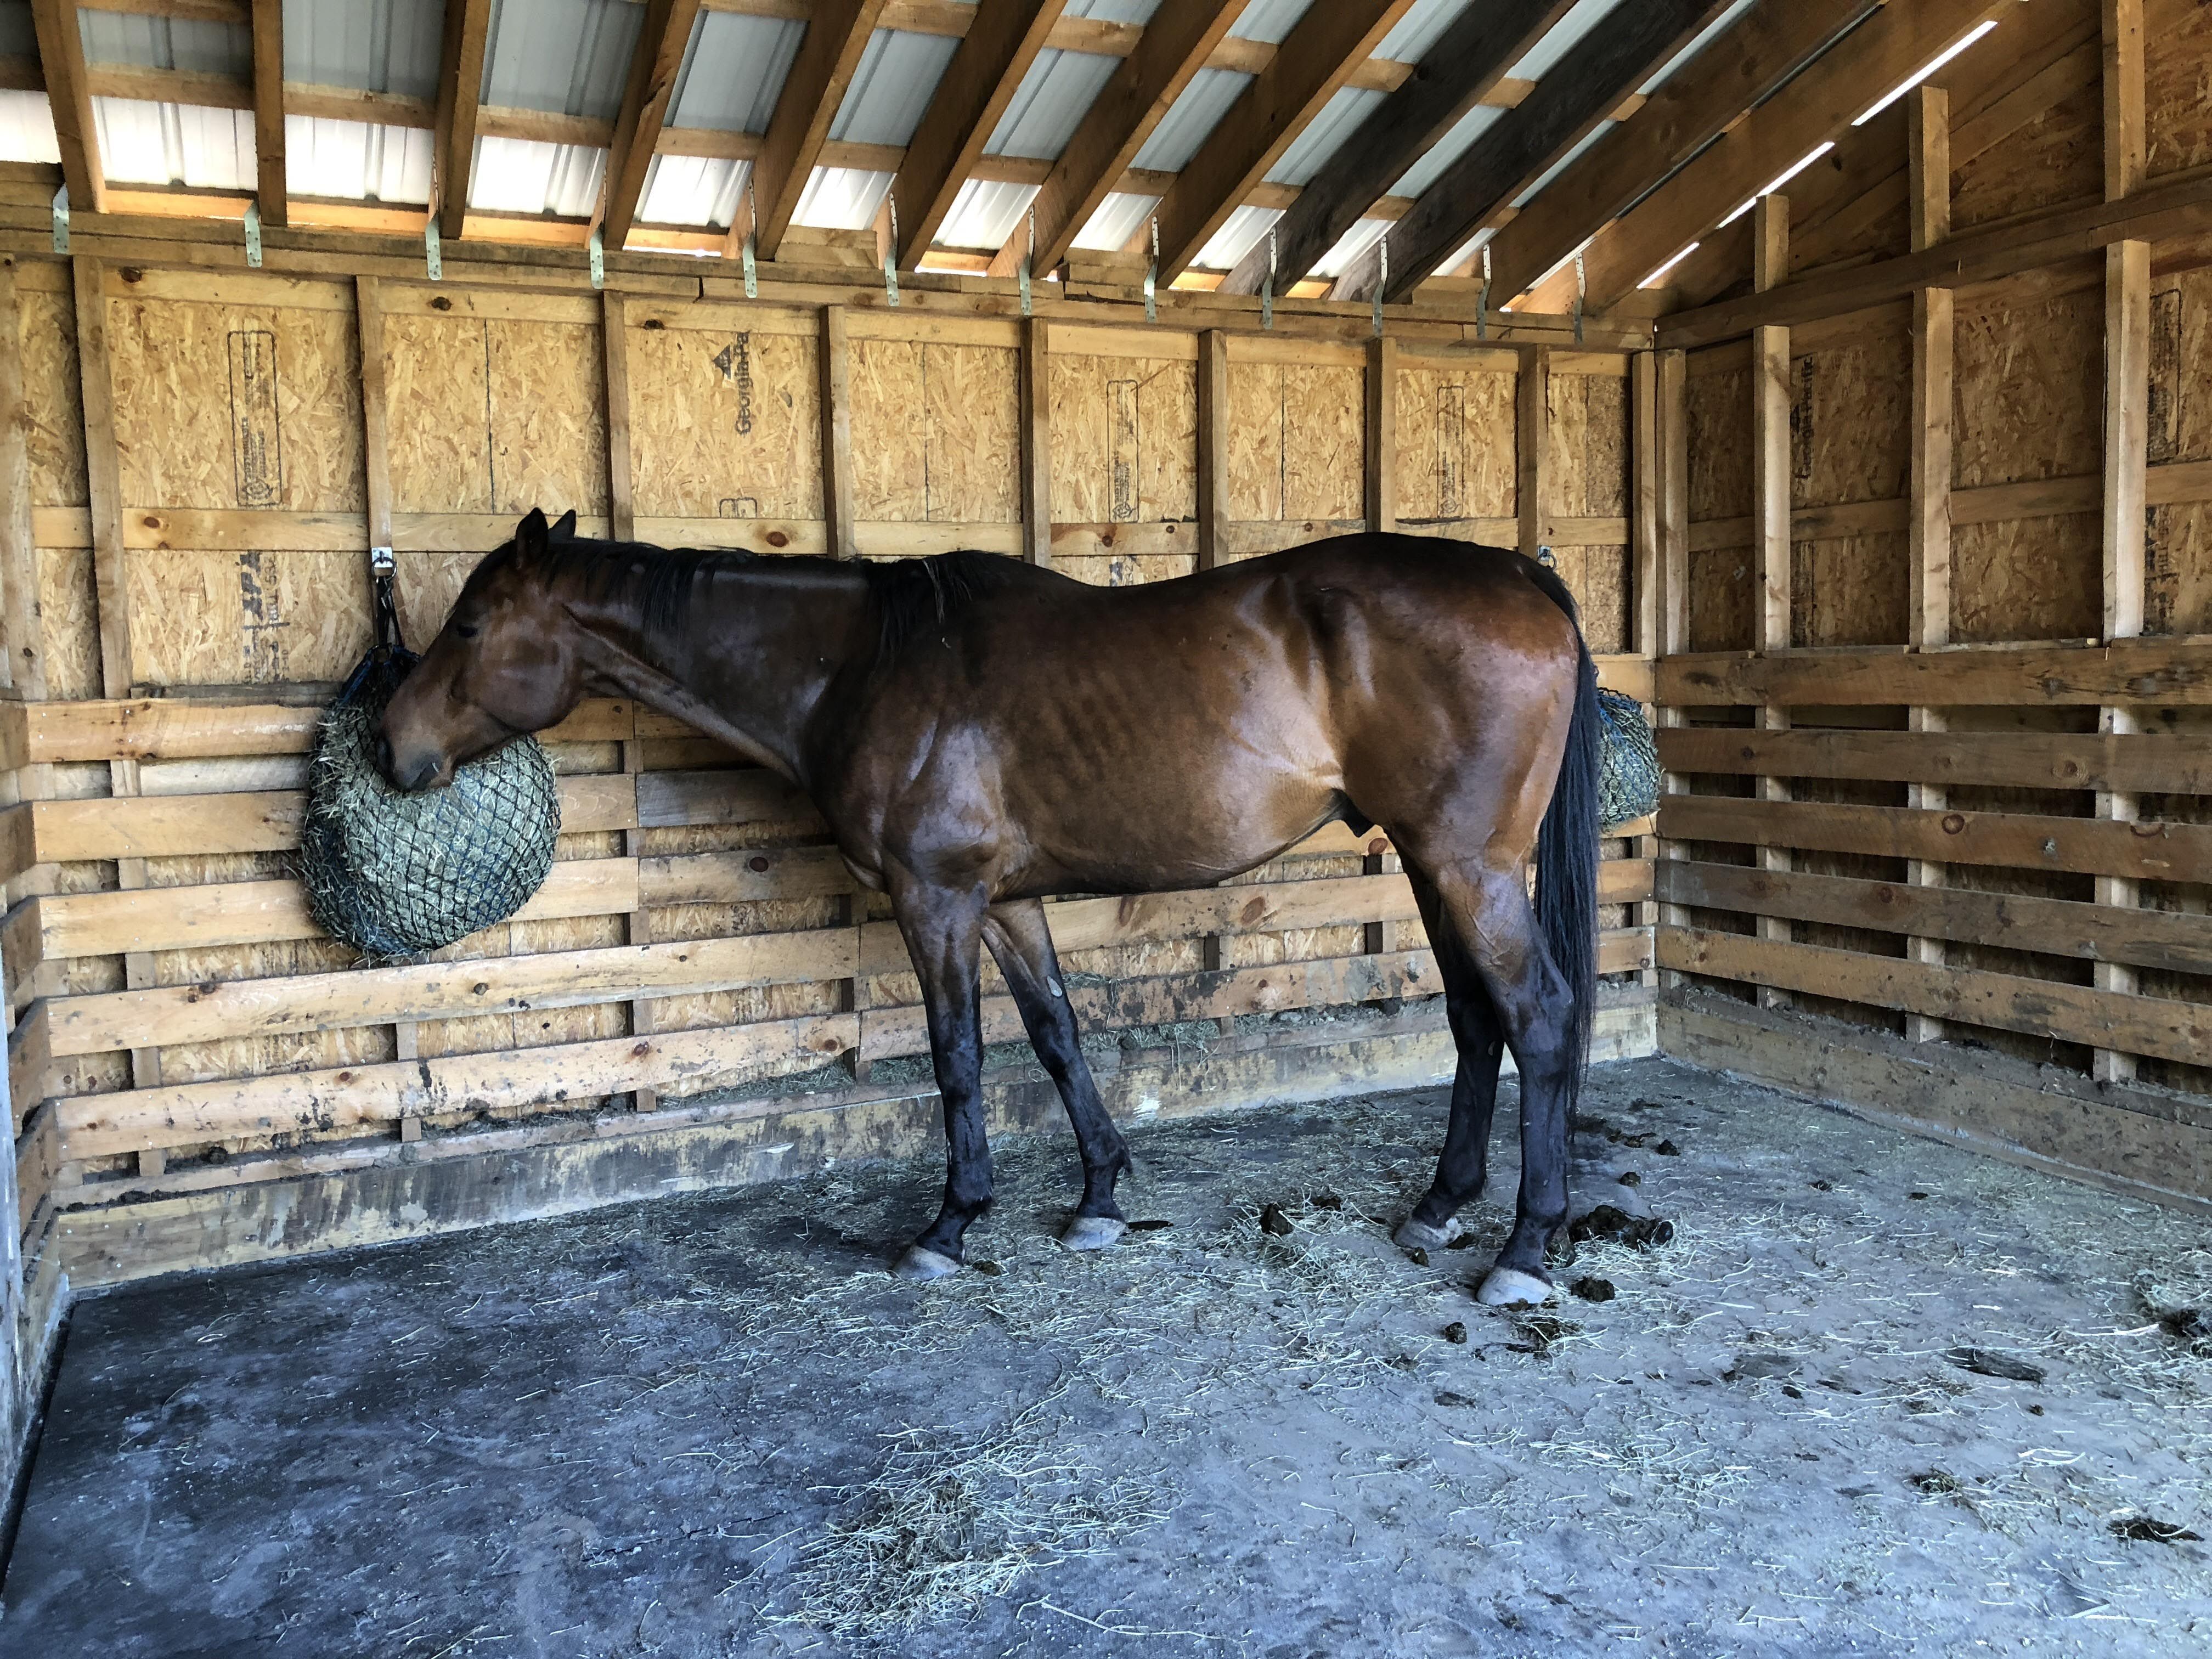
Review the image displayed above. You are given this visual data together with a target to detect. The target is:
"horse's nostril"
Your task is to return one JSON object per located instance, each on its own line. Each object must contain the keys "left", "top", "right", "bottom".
{"left": 375, "top": 733, "right": 395, "bottom": 781}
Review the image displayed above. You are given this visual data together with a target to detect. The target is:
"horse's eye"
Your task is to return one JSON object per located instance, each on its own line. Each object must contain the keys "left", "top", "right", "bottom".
{"left": 455, "top": 623, "right": 480, "bottom": 640}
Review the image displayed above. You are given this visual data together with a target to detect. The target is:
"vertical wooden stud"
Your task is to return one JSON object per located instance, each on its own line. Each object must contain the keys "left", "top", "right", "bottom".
{"left": 1365, "top": 335, "right": 1397, "bottom": 534}
{"left": 602, "top": 290, "right": 637, "bottom": 543}
{"left": 1020, "top": 315, "right": 1051, "bottom": 566}
{"left": 1516, "top": 345, "right": 1550, "bottom": 560}
{"left": 1197, "top": 329, "right": 1228, "bottom": 571}
{"left": 250, "top": 0, "right": 287, "bottom": 228}
{"left": 2104, "top": 0, "right": 2144, "bottom": 204}
{"left": 358, "top": 276, "right": 426, "bottom": 1122}
{"left": 1750, "top": 197, "right": 1792, "bottom": 1009}
{"left": 820, "top": 304, "right": 856, "bottom": 560}
{"left": 0, "top": 261, "right": 35, "bottom": 699}
{"left": 1655, "top": 347, "right": 1690, "bottom": 972}
{"left": 1905, "top": 88, "right": 1956, "bottom": 1045}
{"left": 1630, "top": 349, "right": 1662, "bottom": 988}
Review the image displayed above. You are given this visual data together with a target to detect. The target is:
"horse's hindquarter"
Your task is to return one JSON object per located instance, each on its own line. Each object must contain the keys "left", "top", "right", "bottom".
{"left": 859, "top": 540, "right": 1579, "bottom": 896}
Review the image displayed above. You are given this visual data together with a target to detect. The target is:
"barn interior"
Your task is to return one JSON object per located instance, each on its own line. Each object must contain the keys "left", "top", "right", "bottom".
{"left": 0, "top": 0, "right": 2208, "bottom": 1651}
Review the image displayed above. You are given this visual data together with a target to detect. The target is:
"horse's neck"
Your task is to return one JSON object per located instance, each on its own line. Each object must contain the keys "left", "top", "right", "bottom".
{"left": 575, "top": 560, "right": 871, "bottom": 785}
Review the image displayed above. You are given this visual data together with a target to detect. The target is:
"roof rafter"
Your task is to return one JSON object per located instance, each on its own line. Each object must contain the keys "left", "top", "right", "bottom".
{"left": 1143, "top": 0, "right": 1420, "bottom": 284}
{"left": 250, "top": 0, "right": 286, "bottom": 227}
{"left": 596, "top": 0, "right": 706, "bottom": 247}
{"left": 432, "top": 0, "right": 495, "bottom": 239}
{"left": 1216, "top": 0, "right": 1574, "bottom": 297}
{"left": 29, "top": 0, "right": 104, "bottom": 212}
{"left": 1574, "top": 0, "right": 2017, "bottom": 312}
{"left": 1485, "top": 0, "right": 1883, "bottom": 304}
{"left": 1333, "top": 0, "right": 1733, "bottom": 304}
{"left": 888, "top": 0, "right": 1068, "bottom": 269}
{"left": 984, "top": 0, "right": 1241, "bottom": 280}
{"left": 730, "top": 0, "right": 891, "bottom": 261}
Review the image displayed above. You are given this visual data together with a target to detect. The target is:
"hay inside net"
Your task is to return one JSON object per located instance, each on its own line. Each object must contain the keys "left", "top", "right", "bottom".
{"left": 1596, "top": 687, "right": 1658, "bottom": 832}
{"left": 301, "top": 647, "right": 561, "bottom": 960}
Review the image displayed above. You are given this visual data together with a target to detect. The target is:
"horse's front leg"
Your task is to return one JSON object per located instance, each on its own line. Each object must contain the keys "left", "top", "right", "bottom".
{"left": 889, "top": 876, "right": 993, "bottom": 1280}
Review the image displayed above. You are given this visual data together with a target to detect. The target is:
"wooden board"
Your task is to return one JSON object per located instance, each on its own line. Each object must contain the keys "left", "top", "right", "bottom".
{"left": 1223, "top": 360, "right": 1364, "bottom": 523}
{"left": 849, "top": 338, "right": 1022, "bottom": 524}
{"left": 1391, "top": 361, "right": 1516, "bottom": 523}
{"left": 624, "top": 317, "right": 825, "bottom": 522}
{"left": 1046, "top": 349, "right": 1197, "bottom": 528}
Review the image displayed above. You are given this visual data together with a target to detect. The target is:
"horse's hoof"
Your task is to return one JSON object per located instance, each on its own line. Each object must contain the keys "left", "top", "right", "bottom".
{"left": 1476, "top": 1267, "right": 1556, "bottom": 1307}
{"left": 893, "top": 1245, "right": 962, "bottom": 1281}
{"left": 1393, "top": 1217, "right": 1458, "bottom": 1254}
{"left": 1059, "top": 1215, "right": 1126, "bottom": 1252}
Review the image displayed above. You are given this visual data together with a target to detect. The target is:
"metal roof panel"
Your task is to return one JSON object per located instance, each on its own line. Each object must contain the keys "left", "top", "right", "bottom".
{"left": 669, "top": 10, "right": 802, "bottom": 133}
{"left": 93, "top": 97, "right": 253, "bottom": 190}
{"left": 78, "top": 8, "right": 250, "bottom": 75}
{"left": 1071, "top": 188, "right": 1158, "bottom": 251}
{"left": 1266, "top": 84, "right": 1382, "bottom": 186}
{"left": 1129, "top": 65, "right": 1248, "bottom": 173}
{"left": 467, "top": 132, "right": 606, "bottom": 217}
{"left": 0, "top": 88, "right": 58, "bottom": 165}
{"left": 1227, "top": 0, "right": 1314, "bottom": 48}
{"left": 283, "top": 0, "right": 445, "bottom": 100}
{"left": 286, "top": 114, "right": 435, "bottom": 204}
{"left": 827, "top": 29, "right": 963, "bottom": 148}
{"left": 639, "top": 151, "right": 747, "bottom": 228}
{"left": 482, "top": 0, "right": 642, "bottom": 121}
{"left": 985, "top": 45, "right": 1120, "bottom": 159}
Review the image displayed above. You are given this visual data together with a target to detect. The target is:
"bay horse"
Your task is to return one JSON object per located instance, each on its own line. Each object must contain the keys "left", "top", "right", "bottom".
{"left": 379, "top": 507, "right": 1601, "bottom": 1307}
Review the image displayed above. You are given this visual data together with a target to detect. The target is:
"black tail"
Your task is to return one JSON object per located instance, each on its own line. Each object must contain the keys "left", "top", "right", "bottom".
{"left": 1525, "top": 562, "right": 1601, "bottom": 1113}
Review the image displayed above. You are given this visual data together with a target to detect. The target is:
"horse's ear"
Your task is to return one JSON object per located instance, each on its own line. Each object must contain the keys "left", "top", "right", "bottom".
{"left": 515, "top": 507, "right": 550, "bottom": 560}
{"left": 551, "top": 509, "right": 578, "bottom": 540}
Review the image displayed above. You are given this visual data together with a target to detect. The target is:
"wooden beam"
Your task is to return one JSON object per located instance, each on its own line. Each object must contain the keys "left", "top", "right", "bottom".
{"left": 432, "top": 0, "right": 494, "bottom": 239}
{"left": 1748, "top": 195, "right": 1791, "bottom": 1009}
{"left": 1365, "top": 334, "right": 1397, "bottom": 533}
{"left": 602, "top": 291, "right": 638, "bottom": 543}
{"left": 0, "top": 262, "right": 33, "bottom": 699}
{"left": 1660, "top": 638, "right": 2212, "bottom": 708}
{"left": 29, "top": 0, "right": 104, "bottom": 213}
{"left": 597, "top": 0, "right": 706, "bottom": 249}
{"left": 1516, "top": 346, "right": 1549, "bottom": 558}
{"left": 889, "top": 0, "right": 1067, "bottom": 268}
{"left": 1581, "top": 0, "right": 2014, "bottom": 312}
{"left": 988, "top": 2, "right": 1242, "bottom": 280}
{"left": 1908, "top": 85, "right": 1951, "bottom": 255}
{"left": 1019, "top": 315, "right": 1050, "bottom": 565}
{"left": 819, "top": 304, "right": 857, "bottom": 558}
{"left": 1488, "top": 0, "right": 1878, "bottom": 303}
{"left": 71, "top": 259, "right": 127, "bottom": 698}
{"left": 737, "top": 0, "right": 890, "bottom": 261}
{"left": 1656, "top": 727, "right": 2212, "bottom": 797}
{"left": 249, "top": 0, "right": 286, "bottom": 227}
{"left": 1335, "top": 0, "right": 1730, "bottom": 304}
{"left": 1196, "top": 329, "right": 1228, "bottom": 571}
{"left": 1656, "top": 166, "right": 2212, "bottom": 350}
{"left": 2104, "top": 0, "right": 2144, "bottom": 202}
{"left": 1217, "top": 0, "right": 1572, "bottom": 296}
{"left": 1146, "top": 0, "right": 1418, "bottom": 284}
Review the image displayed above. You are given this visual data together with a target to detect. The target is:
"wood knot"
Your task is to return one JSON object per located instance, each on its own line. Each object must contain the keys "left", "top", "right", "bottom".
{"left": 2131, "top": 821, "right": 2164, "bottom": 838}
{"left": 335, "top": 1071, "right": 353, "bottom": 1084}
{"left": 631, "top": 1042, "right": 651, "bottom": 1058}
{"left": 1940, "top": 812, "right": 1966, "bottom": 834}
{"left": 749, "top": 855, "right": 770, "bottom": 872}
{"left": 119, "top": 267, "right": 143, "bottom": 283}
{"left": 1239, "top": 896, "right": 1269, "bottom": 924}
{"left": 1367, "top": 837, "right": 1389, "bottom": 856}
{"left": 472, "top": 981, "right": 489, "bottom": 995}
{"left": 642, "top": 318, "right": 665, "bottom": 330}
{"left": 430, "top": 295, "right": 452, "bottom": 311}
{"left": 766, "top": 529, "right": 789, "bottom": 548}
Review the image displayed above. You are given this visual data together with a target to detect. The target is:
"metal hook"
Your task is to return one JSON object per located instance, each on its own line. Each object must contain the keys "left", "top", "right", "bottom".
{"left": 741, "top": 173, "right": 758, "bottom": 298}
{"left": 1373, "top": 231, "right": 1387, "bottom": 338}
{"left": 1144, "top": 215, "right": 1158, "bottom": 324}
{"left": 1262, "top": 227, "right": 1277, "bottom": 331}
{"left": 1020, "top": 203, "right": 1035, "bottom": 317}
{"left": 1477, "top": 242, "right": 1491, "bottom": 341}
{"left": 425, "top": 216, "right": 442, "bottom": 281}
{"left": 884, "top": 196, "right": 900, "bottom": 307}
{"left": 1573, "top": 247, "right": 1586, "bottom": 346}
{"left": 50, "top": 185, "right": 67, "bottom": 254}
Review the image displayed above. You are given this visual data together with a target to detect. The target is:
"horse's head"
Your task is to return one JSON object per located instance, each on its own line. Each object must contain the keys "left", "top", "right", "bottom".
{"left": 379, "top": 507, "right": 586, "bottom": 791}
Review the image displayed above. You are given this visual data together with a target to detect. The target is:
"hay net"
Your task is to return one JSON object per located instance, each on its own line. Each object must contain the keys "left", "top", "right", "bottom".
{"left": 1595, "top": 687, "right": 1658, "bottom": 832}
{"left": 300, "top": 579, "right": 560, "bottom": 961}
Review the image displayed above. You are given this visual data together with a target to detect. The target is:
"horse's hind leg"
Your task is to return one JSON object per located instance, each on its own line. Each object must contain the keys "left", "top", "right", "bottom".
{"left": 984, "top": 899, "right": 1132, "bottom": 1249}
{"left": 1392, "top": 863, "right": 1508, "bottom": 1254}
{"left": 887, "top": 877, "right": 994, "bottom": 1279}
{"left": 1414, "top": 858, "right": 1578, "bottom": 1308}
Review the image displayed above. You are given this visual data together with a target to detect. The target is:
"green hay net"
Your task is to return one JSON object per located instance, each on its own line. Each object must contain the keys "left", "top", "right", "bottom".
{"left": 301, "top": 596, "right": 560, "bottom": 960}
{"left": 1595, "top": 687, "right": 1660, "bottom": 833}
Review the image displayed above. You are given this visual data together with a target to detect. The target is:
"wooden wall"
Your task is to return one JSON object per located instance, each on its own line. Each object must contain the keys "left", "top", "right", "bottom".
{"left": 0, "top": 253, "right": 1658, "bottom": 1303}
{"left": 1653, "top": 0, "right": 2212, "bottom": 1205}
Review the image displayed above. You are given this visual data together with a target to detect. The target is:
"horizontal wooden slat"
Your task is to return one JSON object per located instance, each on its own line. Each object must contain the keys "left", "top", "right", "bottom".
{"left": 1656, "top": 726, "right": 2212, "bottom": 794}
{"left": 57, "top": 1013, "right": 860, "bottom": 1161}
{"left": 1658, "top": 861, "right": 2212, "bottom": 979}
{"left": 1659, "top": 926, "right": 2212, "bottom": 1069}
{"left": 1658, "top": 793, "right": 2212, "bottom": 884}
{"left": 46, "top": 928, "right": 855, "bottom": 1060}
{"left": 21, "top": 696, "right": 642, "bottom": 763}
{"left": 1658, "top": 640, "right": 2212, "bottom": 708}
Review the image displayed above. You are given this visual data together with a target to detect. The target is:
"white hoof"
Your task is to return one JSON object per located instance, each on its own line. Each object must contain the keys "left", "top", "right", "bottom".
{"left": 1059, "top": 1216, "right": 1127, "bottom": 1252}
{"left": 1394, "top": 1217, "right": 1458, "bottom": 1253}
{"left": 893, "top": 1245, "right": 962, "bottom": 1281}
{"left": 1476, "top": 1267, "right": 1556, "bottom": 1307}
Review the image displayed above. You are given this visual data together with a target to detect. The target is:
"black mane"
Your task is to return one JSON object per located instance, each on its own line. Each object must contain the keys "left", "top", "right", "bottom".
{"left": 505, "top": 531, "right": 1028, "bottom": 666}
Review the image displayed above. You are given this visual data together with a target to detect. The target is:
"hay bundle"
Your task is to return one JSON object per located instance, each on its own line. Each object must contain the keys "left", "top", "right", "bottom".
{"left": 301, "top": 648, "right": 560, "bottom": 960}
{"left": 1595, "top": 688, "right": 1658, "bottom": 832}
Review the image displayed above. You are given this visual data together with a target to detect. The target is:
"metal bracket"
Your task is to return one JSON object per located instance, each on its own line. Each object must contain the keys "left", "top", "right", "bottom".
{"left": 425, "top": 218, "right": 442, "bottom": 281}
{"left": 1143, "top": 216, "right": 1158, "bottom": 324}
{"left": 883, "top": 198, "right": 900, "bottom": 308}
{"left": 244, "top": 201, "right": 263, "bottom": 268}
{"left": 589, "top": 225, "right": 605, "bottom": 291}
{"left": 1537, "top": 544, "right": 1556, "bottom": 569}
{"left": 1019, "top": 205, "right": 1035, "bottom": 318}
{"left": 741, "top": 234, "right": 757, "bottom": 298}
{"left": 370, "top": 545, "right": 396, "bottom": 575}
{"left": 1573, "top": 247, "right": 1586, "bottom": 346}
{"left": 1373, "top": 232, "right": 1387, "bottom": 339}
{"left": 50, "top": 185, "right": 67, "bottom": 255}
{"left": 1261, "top": 227, "right": 1276, "bottom": 332}
{"left": 741, "top": 176, "right": 759, "bottom": 298}
{"left": 1477, "top": 242, "right": 1491, "bottom": 341}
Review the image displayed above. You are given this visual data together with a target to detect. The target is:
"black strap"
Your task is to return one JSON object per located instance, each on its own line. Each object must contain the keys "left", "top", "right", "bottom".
{"left": 373, "top": 567, "right": 404, "bottom": 655}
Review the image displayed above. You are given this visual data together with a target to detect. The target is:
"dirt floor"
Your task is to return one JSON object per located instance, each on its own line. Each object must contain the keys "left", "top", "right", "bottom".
{"left": 4, "top": 1054, "right": 2210, "bottom": 1657}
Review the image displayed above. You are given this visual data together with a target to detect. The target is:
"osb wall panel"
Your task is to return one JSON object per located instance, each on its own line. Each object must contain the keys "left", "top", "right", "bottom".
{"left": 1951, "top": 283, "right": 2103, "bottom": 642}
{"left": 1686, "top": 358, "right": 1752, "bottom": 522}
{"left": 22, "top": 286, "right": 84, "bottom": 507}
{"left": 1048, "top": 351, "right": 1197, "bottom": 527}
{"left": 1548, "top": 368, "right": 1630, "bottom": 654}
{"left": 108, "top": 297, "right": 363, "bottom": 514}
{"left": 1688, "top": 546, "right": 1755, "bottom": 653}
{"left": 1793, "top": 329, "right": 1909, "bottom": 508}
{"left": 850, "top": 341, "right": 1021, "bottom": 524}
{"left": 1224, "top": 362, "right": 1364, "bottom": 524}
{"left": 2146, "top": 0, "right": 2212, "bottom": 178}
{"left": 385, "top": 317, "right": 610, "bottom": 516}
{"left": 627, "top": 318, "right": 823, "bottom": 522}
{"left": 1949, "top": 73, "right": 2101, "bottom": 233}
{"left": 1791, "top": 533, "right": 1909, "bottom": 646}
{"left": 1393, "top": 363, "right": 1516, "bottom": 522}
{"left": 2149, "top": 263, "right": 2212, "bottom": 633}
{"left": 127, "top": 548, "right": 373, "bottom": 687}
